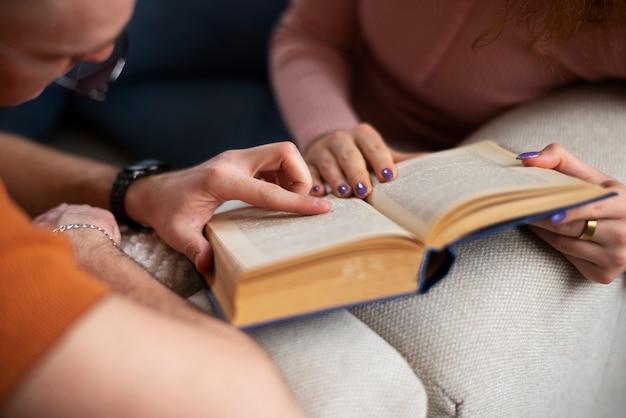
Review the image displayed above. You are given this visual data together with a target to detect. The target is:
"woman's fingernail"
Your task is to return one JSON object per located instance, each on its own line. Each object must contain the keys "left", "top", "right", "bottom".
{"left": 550, "top": 212, "right": 567, "bottom": 224}
{"left": 355, "top": 182, "right": 368, "bottom": 197}
{"left": 337, "top": 184, "right": 350, "bottom": 195}
{"left": 311, "top": 185, "right": 322, "bottom": 194}
{"left": 516, "top": 151, "right": 541, "bottom": 160}
{"left": 381, "top": 168, "right": 395, "bottom": 181}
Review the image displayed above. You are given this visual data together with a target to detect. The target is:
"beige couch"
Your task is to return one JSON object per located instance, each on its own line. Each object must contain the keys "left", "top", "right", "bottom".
{"left": 52, "top": 82, "right": 626, "bottom": 417}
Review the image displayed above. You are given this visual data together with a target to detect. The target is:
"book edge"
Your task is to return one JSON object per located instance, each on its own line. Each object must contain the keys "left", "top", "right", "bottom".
{"left": 417, "top": 191, "right": 617, "bottom": 293}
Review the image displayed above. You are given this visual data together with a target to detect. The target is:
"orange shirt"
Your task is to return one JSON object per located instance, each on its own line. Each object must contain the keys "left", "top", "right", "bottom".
{"left": 0, "top": 180, "right": 109, "bottom": 404}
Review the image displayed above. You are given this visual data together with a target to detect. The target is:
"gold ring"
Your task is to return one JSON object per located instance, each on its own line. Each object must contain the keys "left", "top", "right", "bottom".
{"left": 578, "top": 220, "right": 597, "bottom": 241}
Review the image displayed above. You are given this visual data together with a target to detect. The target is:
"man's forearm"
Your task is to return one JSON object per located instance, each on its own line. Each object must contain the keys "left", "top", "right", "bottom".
{"left": 76, "top": 237, "right": 210, "bottom": 324}
{"left": 0, "top": 132, "right": 119, "bottom": 216}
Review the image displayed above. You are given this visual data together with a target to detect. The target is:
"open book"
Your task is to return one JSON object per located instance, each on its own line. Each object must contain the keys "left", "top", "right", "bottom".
{"left": 200, "top": 140, "right": 615, "bottom": 328}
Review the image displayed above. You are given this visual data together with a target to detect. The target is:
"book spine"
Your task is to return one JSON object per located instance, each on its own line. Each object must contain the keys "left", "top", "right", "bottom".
{"left": 196, "top": 270, "right": 228, "bottom": 321}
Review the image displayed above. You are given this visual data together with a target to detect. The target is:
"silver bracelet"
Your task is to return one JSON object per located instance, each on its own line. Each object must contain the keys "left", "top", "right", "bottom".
{"left": 53, "top": 223, "right": 118, "bottom": 247}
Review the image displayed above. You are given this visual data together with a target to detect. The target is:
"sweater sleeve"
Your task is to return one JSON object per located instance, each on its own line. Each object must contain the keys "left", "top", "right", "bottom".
{"left": 270, "top": 0, "right": 361, "bottom": 150}
{"left": 0, "top": 180, "right": 109, "bottom": 404}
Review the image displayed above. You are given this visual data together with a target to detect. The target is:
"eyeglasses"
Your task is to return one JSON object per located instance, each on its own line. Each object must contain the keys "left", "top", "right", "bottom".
{"left": 0, "top": 30, "right": 128, "bottom": 101}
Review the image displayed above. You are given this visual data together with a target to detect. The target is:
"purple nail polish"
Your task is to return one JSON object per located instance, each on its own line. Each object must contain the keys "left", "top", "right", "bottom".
{"left": 337, "top": 184, "right": 350, "bottom": 195}
{"left": 516, "top": 151, "right": 541, "bottom": 160}
{"left": 550, "top": 212, "right": 567, "bottom": 224}
{"left": 311, "top": 185, "right": 321, "bottom": 194}
{"left": 355, "top": 182, "right": 368, "bottom": 197}
{"left": 381, "top": 168, "right": 394, "bottom": 181}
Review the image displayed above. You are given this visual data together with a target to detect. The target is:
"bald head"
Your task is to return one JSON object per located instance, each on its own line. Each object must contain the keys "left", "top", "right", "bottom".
{"left": 0, "top": 0, "right": 134, "bottom": 45}
{"left": 0, "top": 0, "right": 55, "bottom": 32}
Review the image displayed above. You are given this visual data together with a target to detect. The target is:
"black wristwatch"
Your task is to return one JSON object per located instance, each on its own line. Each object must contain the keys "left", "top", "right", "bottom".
{"left": 110, "top": 159, "right": 171, "bottom": 229}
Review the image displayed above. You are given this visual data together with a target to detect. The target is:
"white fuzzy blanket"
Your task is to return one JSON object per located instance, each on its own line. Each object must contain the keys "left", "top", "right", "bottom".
{"left": 119, "top": 228, "right": 213, "bottom": 312}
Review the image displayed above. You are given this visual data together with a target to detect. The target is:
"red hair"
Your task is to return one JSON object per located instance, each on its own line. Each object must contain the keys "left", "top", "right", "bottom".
{"left": 476, "top": 0, "right": 626, "bottom": 52}
{"left": 510, "top": 0, "right": 626, "bottom": 40}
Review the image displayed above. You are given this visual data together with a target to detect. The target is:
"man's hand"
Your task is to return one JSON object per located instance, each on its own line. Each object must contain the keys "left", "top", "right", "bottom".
{"left": 125, "top": 142, "right": 332, "bottom": 272}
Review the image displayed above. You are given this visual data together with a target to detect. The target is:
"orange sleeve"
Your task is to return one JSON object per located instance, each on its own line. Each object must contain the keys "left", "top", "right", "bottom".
{"left": 0, "top": 181, "right": 109, "bottom": 404}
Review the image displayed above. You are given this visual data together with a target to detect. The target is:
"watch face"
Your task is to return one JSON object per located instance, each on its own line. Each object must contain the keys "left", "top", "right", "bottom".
{"left": 126, "top": 159, "right": 163, "bottom": 171}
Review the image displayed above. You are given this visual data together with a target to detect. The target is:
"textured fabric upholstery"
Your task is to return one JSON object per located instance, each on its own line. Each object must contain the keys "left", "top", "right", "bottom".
{"left": 351, "top": 82, "right": 626, "bottom": 416}
{"left": 249, "top": 311, "right": 428, "bottom": 418}
{"left": 352, "top": 230, "right": 624, "bottom": 416}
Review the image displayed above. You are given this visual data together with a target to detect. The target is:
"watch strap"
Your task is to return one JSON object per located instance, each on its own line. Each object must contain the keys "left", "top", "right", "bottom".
{"left": 110, "top": 160, "right": 171, "bottom": 229}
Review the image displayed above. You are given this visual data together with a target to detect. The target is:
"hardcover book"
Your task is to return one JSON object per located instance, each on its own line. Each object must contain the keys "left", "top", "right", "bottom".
{"left": 200, "top": 141, "right": 614, "bottom": 328}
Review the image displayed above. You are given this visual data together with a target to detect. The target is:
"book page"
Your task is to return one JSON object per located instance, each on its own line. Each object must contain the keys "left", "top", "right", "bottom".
{"left": 208, "top": 195, "right": 415, "bottom": 271}
{"left": 368, "top": 140, "right": 587, "bottom": 241}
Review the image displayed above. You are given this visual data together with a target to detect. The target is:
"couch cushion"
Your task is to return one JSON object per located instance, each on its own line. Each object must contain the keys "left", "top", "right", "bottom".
{"left": 249, "top": 310, "right": 428, "bottom": 418}
{"left": 352, "top": 82, "right": 626, "bottom": 417}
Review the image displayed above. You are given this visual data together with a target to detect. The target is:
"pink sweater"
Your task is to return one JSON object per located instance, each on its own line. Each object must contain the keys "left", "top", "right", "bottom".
{"left": 271, "top": 0, "right": 626, "bottom": 151}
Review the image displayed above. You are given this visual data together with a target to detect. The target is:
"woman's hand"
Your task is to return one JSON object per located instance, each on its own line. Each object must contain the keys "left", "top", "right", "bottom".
{"left": 304, "top": 123, "right": 423, "bottom": 198}
{"left": 518, "top": 143, "right": 626, "bottom": 284}
{"left": 125, "top": 142, "right": 332, "bottom": 273}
